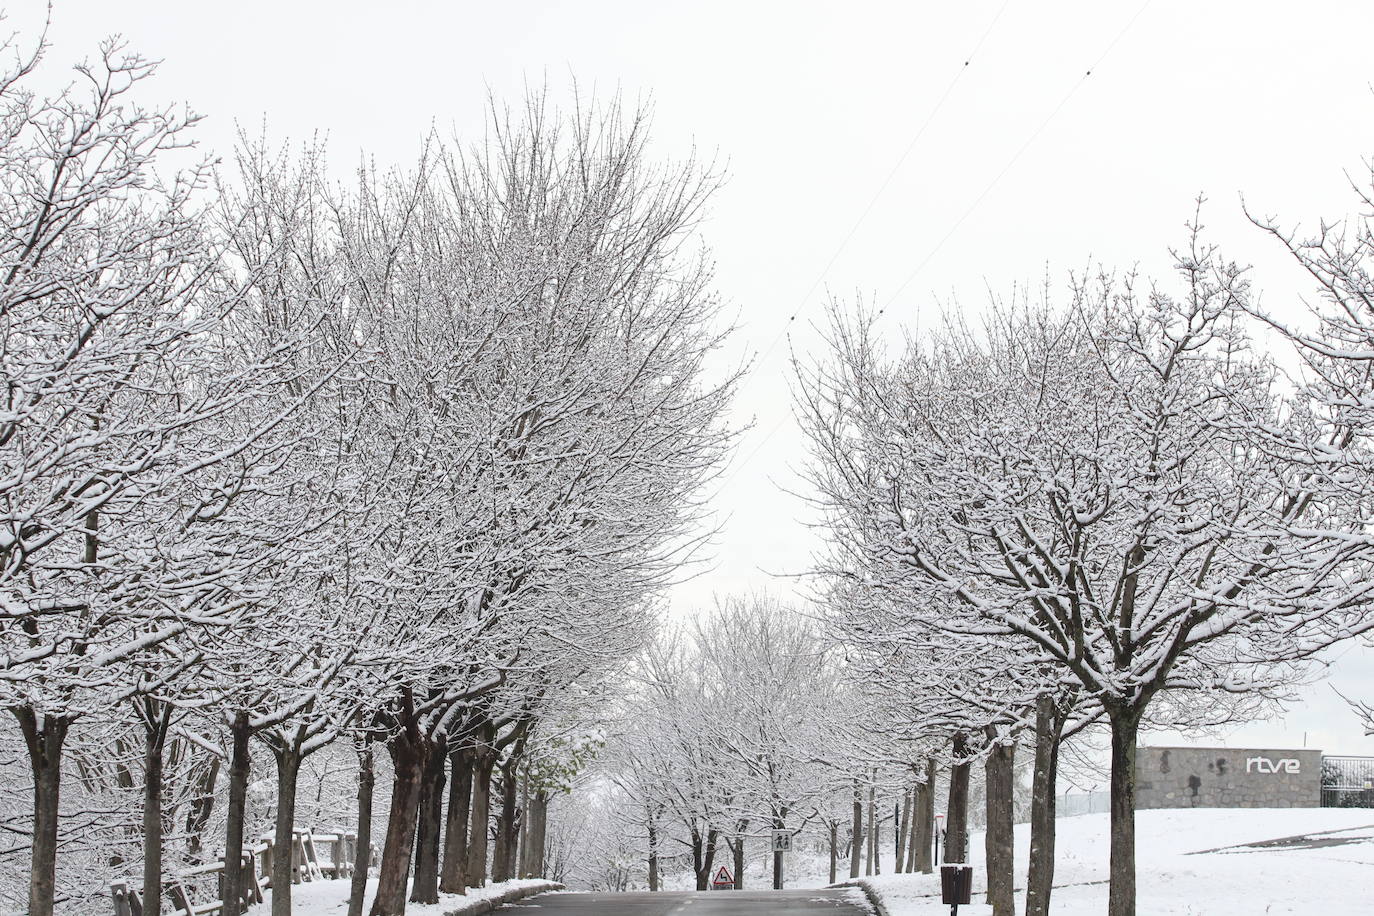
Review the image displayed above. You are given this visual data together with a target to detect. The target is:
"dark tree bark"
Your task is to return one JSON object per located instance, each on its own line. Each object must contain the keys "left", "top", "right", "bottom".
{"left": 409, "top": 733, "right": 447, "bottom": 904}
{"left": 732, "top": 818, "right": 749, "bottom": 890}
{"left": 1026, "top": 695, "right": 1064, "bottom": 916}
{"left": 141, "top": 700, "right": 173, "bottom": 916}
{"left": 464, "top": 751, "right": 496, "bottom": 887}
{"left": 945, "top": 734, "right": 971, "bottom": 864}
{"left": 12, "top": 708, "right": 70, "bottom": 916}
{"left": 490, "top": 753, "right": 521, "bottom": 882}
{"left": 270, "top": 744, "right": 303, "bottom": 916}
{"left": 916, "top": 759, "right": 935, "bottom": 872}
{"left": 185, "top": 756, "right": 221, "bottom": 864}
{"left": 867, "top": 784, "right": 880, "bottom": 875}
{"left": 222, "top": 712, "right": 253, "bottom": 916}
{"left": 917, "top": 758, "right": 939, "bottom": 873}
{"left": 517, "top": 768, "right": 530, "bottom": 878}
{"left": 439, "top": 748, "right": 473, "bottom": 893}
{"left": 874, "top": 802, "right": 883, "bottom": 875}
{"left": 984, "top": 734, "right": 1016, "bottom": 916}
{"left": 771, "top": 810, "right": 787, "bottom": 890}
{"left": 848, "top": 782, "right": 863, "bottom": 879}
{"left": 348, "top": 737, "right": 374, "bottom": 916}
{"left": 647, "top": 808, "right": 659, "bottom": 891}
{"left": 690, "top": 826, "right": 719, "bottom": 890}
{"left": 828, "top": 820, "right": 838, "bottom": 885}
{"left": 896, "top": 790, "right": 910, "bottom": 874}
{"left": 1108, "top": 707, "right": 1141, "bottom": 916}
{"left": 370, "top": 701, "right": 429, "bottom": 916}
{"left": 525, "top": 790, "right": 548, "bottom": 880}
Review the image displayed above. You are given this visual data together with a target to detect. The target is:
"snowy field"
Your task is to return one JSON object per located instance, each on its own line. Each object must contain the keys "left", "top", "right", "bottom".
{"left": 858, "top": 808, "right": 1374, "bottom": 915}
{"left": 242, "top": 878, "right": 555, "bottom": 916}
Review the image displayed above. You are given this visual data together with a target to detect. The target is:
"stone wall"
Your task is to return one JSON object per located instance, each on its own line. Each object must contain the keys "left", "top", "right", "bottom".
{"left": 1135, "top": 746, "right": 1321, "bottom": 809}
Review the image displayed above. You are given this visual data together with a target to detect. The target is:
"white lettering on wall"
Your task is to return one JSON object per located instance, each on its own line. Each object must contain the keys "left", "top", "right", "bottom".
{"left": 1246, "top": 756, "right": 1300, "bottom": 774}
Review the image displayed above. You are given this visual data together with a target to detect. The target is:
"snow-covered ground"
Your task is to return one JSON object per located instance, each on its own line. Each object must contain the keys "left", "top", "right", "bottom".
{"left": 857, "top": 808, "right": 1374, "bottom": 915}
{"left": 242, "top": 877, "right": 555, "bottom": 916}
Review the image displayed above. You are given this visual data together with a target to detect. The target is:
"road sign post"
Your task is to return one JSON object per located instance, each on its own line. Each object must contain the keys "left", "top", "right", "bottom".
{"left": 771, "top": 829, "right": 791, "bottom": 890}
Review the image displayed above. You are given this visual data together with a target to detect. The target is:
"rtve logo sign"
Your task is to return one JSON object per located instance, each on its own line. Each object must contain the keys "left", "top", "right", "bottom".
{"left": 1246, "top": 756, "right": 1301, "bottom": 774}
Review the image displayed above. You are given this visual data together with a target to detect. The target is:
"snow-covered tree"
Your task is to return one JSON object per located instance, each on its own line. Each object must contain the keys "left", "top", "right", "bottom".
{"left": 797, "top": 230, "right": 1374, "bottom": 916}
{"left": 0, "top": 33, "right": 330, "bottom": 916}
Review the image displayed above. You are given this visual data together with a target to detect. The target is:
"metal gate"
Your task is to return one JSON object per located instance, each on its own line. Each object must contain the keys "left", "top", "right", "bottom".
{"left": 1321, "top": 756, "right": 1374, "bottom": 807}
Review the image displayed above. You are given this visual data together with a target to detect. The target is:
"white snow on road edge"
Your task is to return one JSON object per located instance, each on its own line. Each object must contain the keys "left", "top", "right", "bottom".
{"left": 243, "top": 877, "right": 561, "bottom": 916}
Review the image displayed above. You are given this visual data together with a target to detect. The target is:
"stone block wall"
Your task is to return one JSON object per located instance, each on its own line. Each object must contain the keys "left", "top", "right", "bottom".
{"left": 1135, "top": 746, "right": 1321, "bottom": 809}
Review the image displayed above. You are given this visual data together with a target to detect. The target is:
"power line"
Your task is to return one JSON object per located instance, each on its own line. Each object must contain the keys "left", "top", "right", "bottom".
{"left": 878, "top": 0, "right": 1155, "bottom": 317}
{"left": 712, "top": 3, "right": 1013, "bottom": 494}
{"left": 746, "top": 0, "right": 1014, "bottom": 378}
{"left": 716, "top": 0, "right": 1155, "bottom": 493}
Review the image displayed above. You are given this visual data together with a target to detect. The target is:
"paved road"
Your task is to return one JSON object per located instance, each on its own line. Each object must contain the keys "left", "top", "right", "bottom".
{"left": 502, "top": 889, "right": 872, "bottom": 915}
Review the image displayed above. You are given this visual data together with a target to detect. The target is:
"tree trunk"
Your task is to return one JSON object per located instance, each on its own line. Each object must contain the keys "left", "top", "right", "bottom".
{"left": 410, "top": 734, "right": 446, "bottom": 904}
{"left": 873, "top": 799, "right": 882, "bottom": 875}
{"left": 691, "top": 829, "right": 706, "bottom": 890}
{"left": 705, "top": 829, "right": 718, "bottom": 890}
{"left": 946, "top": 735, "right": 971, "bottom": 864}
{"left": 984, "top": 735, "right": 1015, "bottom": 916}
{"left": 526, "top": 790, "right": 548, "bottom": 880}
{"left": 848, "top": 782, "right": 863, "bottom": 879}
{"left": 647, "top": 809, "right": 659, "bottom": 891}
{"left": 348, "top": 738, "right": 374, "bottom": 916}
{"left": 864, "top": 784, "right": 874, "bottom": 876}
{"left": 828, "top": 821, "right": 838, "bottom": 885}
{"left": 491, "top": 756, "right": 520, "bottom": 882}
{"left": 690, "top": 827, "right": 718, "bottom": 890}
{"left": 464, "top": 753, "right": 495, "bottom": 887}
{"left": 691, "top": 829, "right": 705, "bottom": 890}
{"left": 517, "top": 768, "right": 530, "bottom": 879}
{"left": 896, "top": 789, "right": 910, "bottom": 874}
{"left": 143, "top": 703, "right": 171, "bottom": 916}
{"left": 223, "top": 712, "right": 253, "bottom": 916}
{"left": 1026, "top": 695, "right": 1064, "bottom": 916}
{"left": 733, "top": 818, "right": 748, "bottom": 890}
{"left": 1107, "top": 707, "right": 1141, "bottom": 916}
{"left": 13, "top": 708, "right": 69, "bottom": 916}
{"left": 439, "top": 749, "right": 472, "bottom": 893}
{"left": 916, "top": 759, "right": 935, "bottom": 872}
{"left": 771, "top": 811, "right": 786, "bottom": 890}
{"left": 185, "top": 756, "right": 221, "bottom": 864}
{"left": 271, "top": 745, "right": 303, "bottom": 916}
{"left": 370, "top": 726, "right": 428, "bottom": 916}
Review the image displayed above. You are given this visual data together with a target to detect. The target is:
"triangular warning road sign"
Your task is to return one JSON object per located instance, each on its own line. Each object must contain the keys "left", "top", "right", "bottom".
{"left": 712, "top": 864, "right": 734, "bottom": 887}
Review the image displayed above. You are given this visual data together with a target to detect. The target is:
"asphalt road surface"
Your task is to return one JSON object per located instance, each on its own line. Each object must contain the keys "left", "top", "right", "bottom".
{"left": 502, "top": 889, "right": 873, "bottom": 915}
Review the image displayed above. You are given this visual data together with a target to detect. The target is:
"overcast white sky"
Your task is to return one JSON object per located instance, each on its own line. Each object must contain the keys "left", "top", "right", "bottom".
{"left": 20, "top": 0, "right": 1374, "bottom": 761}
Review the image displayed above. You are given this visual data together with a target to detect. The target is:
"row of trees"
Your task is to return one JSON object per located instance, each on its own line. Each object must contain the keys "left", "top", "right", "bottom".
{"left": 553, "top": 187, "right": 1374, "bottom": 916}
{"left": 588, "top": 595, "right": 984, "bottom": 893}
{"left": 797, "top": 188, "right": 1374, "bottom": 916}
{"left": 0, "top": 25, "right": 737, "bottom": 916}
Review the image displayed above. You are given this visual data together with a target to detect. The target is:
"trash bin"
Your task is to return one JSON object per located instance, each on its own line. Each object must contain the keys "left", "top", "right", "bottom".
{"left": 940, "top": 864, "right": 973, "bottom": 905}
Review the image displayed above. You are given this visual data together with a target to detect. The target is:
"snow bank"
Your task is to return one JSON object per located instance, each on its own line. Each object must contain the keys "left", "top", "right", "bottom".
{"left": 855, "top": 807, "right": 1374, "bottom": 915}
{"left": 242, "top": 877, "right": 560, "bottom": 916}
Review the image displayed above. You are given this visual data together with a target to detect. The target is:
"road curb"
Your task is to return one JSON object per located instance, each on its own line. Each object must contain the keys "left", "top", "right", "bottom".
{"left": 830, "top": 879, "right": 891, "bottom": 916}
{"left": 440, "top": 880, "right": 564, "bottom": 915}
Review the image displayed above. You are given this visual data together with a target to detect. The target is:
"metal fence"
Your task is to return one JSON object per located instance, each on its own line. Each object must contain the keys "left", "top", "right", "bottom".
{"left": 1058, "top": 790, "right": 1110, "bottom": 818}
{"left": 1320, "top": 756, "right": 1374, "bottom": 808}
